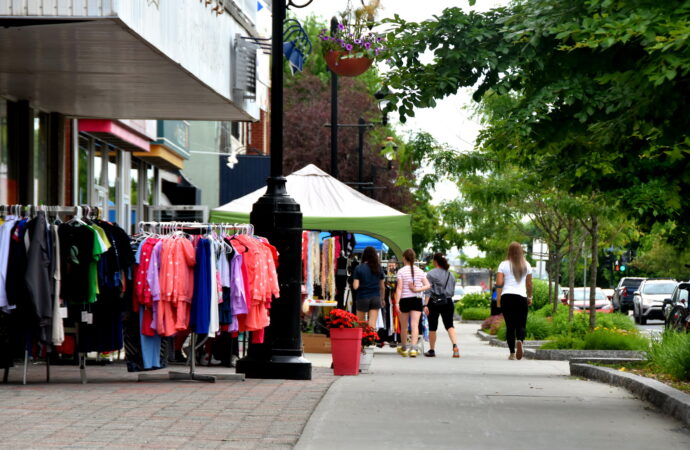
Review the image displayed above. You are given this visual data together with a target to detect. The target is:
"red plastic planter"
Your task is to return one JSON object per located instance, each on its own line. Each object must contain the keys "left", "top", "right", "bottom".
{"left": 330, "top": 327, "right": 363, "bottom": 375}
{"left": 324, "top": 50, "right": 373, "bottom": 77}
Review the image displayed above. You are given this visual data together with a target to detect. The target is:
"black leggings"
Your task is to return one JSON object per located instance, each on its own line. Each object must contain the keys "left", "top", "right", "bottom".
{"left": 427, "top": 301, "right": 454, "bottom": 331}
{"left": 501, "top": 294, "right": 528, "bottom": 353}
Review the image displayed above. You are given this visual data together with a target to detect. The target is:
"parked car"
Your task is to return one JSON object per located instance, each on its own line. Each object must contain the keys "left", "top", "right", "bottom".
{"left": 633, "top": 278, "right": 678, "bottom": 325}
{"left": 560, "top": 287, "right": 613, "bottom": 313}
{"left": 663, "top": 282, "right": 689, "bottom": 332}
{"left": 463, "top": 285, "right": 484, "bottom": 295}
{"left": 612, "top": 277, "right": 645, "bottom": 313}
{"left": 602, "top": 288, "right": 614, "bottom": 300}
{"left": 452, "top": 285, "right": 465, "bottom": 303}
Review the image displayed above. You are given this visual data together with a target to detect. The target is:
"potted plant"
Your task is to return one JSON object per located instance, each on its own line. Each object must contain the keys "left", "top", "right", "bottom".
{"left": 327, "top": 309, "right": 363, "bottom": 375}
{"left": 359, "top": 323, "right": 379, "bottom": 373}
{"left": 319, "top": 0, "right": 387, "bottom": 77}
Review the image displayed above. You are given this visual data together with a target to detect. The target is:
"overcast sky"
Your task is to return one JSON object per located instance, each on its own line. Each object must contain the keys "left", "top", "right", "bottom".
{"left": 294, "top": 1, "right": 507, "bottom": 202}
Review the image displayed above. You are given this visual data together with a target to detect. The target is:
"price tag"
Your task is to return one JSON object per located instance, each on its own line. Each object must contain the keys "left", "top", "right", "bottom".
{"left": 86, "top": 313, "right": 94, "bottom": 325}
{"left": 81, "top": 311, "right": 88, "bottom": 322}
{"left": 59, "top": 307, "right": 68, "bottom": 319}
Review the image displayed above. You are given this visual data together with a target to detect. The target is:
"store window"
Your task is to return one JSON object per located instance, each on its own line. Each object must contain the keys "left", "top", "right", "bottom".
{"left": 0, "top": 99, "right": 14, "bottom": 204}
{"left": 32, "top": 112, "right": 49, "bottom": 204}
{"left": 78, "top": 135, "right": 90, "bottom": 204}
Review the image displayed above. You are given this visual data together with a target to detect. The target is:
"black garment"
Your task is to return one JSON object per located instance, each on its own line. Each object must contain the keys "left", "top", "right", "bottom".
{"left": 335, "top": 256, "right": 348, "bottom": 310}
{"left": 58, "top": 223, "right": 96, "bottom": 305}
{"left": 24, "top": 211, "right": 53, "bottom": 342}
{"left": 6, "top": 220, "right": 28, "bottom": 310}
{"left": 427, "top": 301, "right": 455, "bottom": 331}
{"left": 399, "top": 296, "right": 423, "bottom": 313}
{"left": 501, "top": 293, "right": 528, "bottom": 353}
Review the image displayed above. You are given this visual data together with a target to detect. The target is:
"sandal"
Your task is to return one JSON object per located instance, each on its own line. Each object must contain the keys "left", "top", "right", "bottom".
{"left": 452, "top": 348, "right": 460, "bottom": 358}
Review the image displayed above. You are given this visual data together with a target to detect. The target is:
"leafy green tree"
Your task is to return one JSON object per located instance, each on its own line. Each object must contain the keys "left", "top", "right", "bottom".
{"left": 383, "top": 0, "right": 690, "bottom": 243}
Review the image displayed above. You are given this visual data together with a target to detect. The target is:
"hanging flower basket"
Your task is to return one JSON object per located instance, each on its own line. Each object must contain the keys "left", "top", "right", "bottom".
{"left": 324, "top": 50, "right": 373, "bottom": 77}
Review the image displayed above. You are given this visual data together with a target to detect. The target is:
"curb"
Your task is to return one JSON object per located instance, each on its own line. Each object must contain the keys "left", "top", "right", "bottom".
{"left": 570, "top": 362, "right": 690, "bottom": 427}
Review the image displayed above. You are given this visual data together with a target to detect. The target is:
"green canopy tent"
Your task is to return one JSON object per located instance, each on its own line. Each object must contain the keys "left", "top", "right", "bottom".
{"left": 210, "top": 164, "right": 412, "bottom": 258}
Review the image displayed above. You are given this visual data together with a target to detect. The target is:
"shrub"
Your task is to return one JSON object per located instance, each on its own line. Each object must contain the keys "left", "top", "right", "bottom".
{"left": 525, "top": 315, "right": 552, "bottom": 340}
{"left": 481, "top": 314, "right": 504, "bottom": 335}
{"left": 455, "top": 292, "right": 491, "bottom": 315}
{"left": 582, "top": 329, "right": 649, "bottom": 351}
{"left": 496, "top": 322, "right": 506, "bottom": 341}
{"left": 531, "top": 279, "right": 550, "bottom": 310}
{"left": 648, "top": 332, "right": 690, "bottom": 381}
{"left": 550, "top": 307, "right": 590, "bottom": 338}
{"left": 596, "top": 313, "right": 636, "bottom": 332}
{"left": 541, "top": 336, "right": 585, "bottom": 349}
{"left": 462, "top": 307, "right": 491, "bottom": 321}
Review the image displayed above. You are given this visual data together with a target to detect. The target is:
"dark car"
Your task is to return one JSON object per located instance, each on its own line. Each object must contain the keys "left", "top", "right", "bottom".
{"left": 612, "top": 277, "right": 645, "bottom": 313}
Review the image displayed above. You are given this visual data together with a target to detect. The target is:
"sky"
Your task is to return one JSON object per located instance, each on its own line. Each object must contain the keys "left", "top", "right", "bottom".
{"left": 294, "top": 0, "right": 507, "bottom": 203}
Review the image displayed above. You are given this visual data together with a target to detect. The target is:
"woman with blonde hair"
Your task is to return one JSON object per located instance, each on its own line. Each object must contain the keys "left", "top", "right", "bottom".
{"left": 394, "top": 248, "right": 430, "bottom": 358}
{"left": 496, "top": 242, "right": 533, "bottom": 360}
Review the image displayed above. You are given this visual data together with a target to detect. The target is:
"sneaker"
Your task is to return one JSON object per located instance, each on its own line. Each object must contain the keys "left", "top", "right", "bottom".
{"left": 452, "top": 347, "right": 460, "bottom": 358}
{"left": 409, "top": 348, "right": 418, "bottom": 358}
{"left": 424, "top": 349, "right": 436, "bottom": 357}
{"left": 516, "top": 341, "right": 524, "bottom": 360}
{"left": 397, "top": 346, "right": 408, "bottom": 357}
{"left": 508, "top": 353, "right": 516, "bottom": 360}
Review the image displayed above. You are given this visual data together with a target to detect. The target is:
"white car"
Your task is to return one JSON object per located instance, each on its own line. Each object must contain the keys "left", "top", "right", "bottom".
{"left": 452, "top": 285, "right": 465, "bottom": 303}
{"left": 463, "top": 285, "right": 484, "bottom": 295}
{"left": 633, "top": 279, "right": 677, "bottom": 325}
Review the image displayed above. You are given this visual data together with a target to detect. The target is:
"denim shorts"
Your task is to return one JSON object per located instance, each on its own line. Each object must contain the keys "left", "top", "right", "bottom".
{"left": 356, "top": 296, "right": 381, "bottom": 312}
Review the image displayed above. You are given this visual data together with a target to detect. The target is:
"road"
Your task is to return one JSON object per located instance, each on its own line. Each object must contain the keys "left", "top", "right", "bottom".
{"left": 636, "top": 318, "right": 664, "bottom": 336}
{"left": 297, "top": 323, "right": 690, "bottom": 450}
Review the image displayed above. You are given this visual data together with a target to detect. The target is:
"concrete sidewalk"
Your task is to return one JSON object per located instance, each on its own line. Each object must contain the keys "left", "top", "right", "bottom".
{"left": 297, "top": 323, "right": 690, "bottom": 450}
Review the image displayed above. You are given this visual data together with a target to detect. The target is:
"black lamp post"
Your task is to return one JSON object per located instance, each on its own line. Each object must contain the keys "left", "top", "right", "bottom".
{"left": 235, "top": 0, "right": 314, "bottom": 381}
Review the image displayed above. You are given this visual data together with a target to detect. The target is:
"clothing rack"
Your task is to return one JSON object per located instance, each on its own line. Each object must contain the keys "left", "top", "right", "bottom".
{"left": 135, "top": 221, "right": 249, "bottom": 383}
{"left": 1, "top": 204, "right": 104, "bottom": 385}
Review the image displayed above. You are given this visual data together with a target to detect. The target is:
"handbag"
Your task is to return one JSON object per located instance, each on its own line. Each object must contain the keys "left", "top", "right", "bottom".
{"left": 429, "top": 271, "right": 452, "bottom": 306}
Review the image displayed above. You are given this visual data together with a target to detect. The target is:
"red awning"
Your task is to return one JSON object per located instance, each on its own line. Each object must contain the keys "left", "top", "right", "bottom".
{"left": 78, "top": 119, "right": 151, "bottom": 152}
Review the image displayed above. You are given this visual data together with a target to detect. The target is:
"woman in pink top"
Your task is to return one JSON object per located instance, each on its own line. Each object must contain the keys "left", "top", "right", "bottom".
{"left": 394, "top": 248, "right": 430, "bottom": 358}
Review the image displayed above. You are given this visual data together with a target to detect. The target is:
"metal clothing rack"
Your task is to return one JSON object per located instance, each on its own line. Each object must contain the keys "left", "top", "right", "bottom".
{"left": 135, "top": 220, "right": 251, "bottom": 383}
{"left": 1, "top": 204, "right": 104, "bottom": 384}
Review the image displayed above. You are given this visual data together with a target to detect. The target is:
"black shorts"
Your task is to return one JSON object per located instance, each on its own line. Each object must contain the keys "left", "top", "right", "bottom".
{"left": 399, "top": 297, "right": 423, "bottom": 313}
{"left": 427, "top": 301, "right": 455, "bottom": 331}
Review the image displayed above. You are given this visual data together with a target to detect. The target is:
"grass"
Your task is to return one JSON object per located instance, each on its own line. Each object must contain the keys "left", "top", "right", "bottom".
{"left": 596, "top": 361, "right": 690, "bottom": 394}
{"left": 647, "top": 331, "right": 690, "bottom": 381}
{"left": 462, "top": 307, "right": 491, "bottom": 321}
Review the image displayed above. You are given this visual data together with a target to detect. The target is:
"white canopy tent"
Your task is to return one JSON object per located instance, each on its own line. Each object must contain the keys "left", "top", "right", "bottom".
{"left": 210, "top": 164, "right": 412, "bottom": 258}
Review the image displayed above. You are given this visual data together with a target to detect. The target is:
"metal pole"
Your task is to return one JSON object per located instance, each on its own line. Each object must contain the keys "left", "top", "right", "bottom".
{"left": 357, "top": 117, "right": 365, "bottom": 188}
{"left": 237, "top": 1, "right": 310, "bottom": 380}
{"left": 330, "top": 17, "right": 339, "bottom": 179}
{"left": 330, "top": 75, "right": 338, "bottom": 177}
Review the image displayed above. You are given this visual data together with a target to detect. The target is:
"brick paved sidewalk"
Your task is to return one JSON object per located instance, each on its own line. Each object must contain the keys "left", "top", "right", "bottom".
{"left": 0, "top": 362, "right": 335, "bottom": 449}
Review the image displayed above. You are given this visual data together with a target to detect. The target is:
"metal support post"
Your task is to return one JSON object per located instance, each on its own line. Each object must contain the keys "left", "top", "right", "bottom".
{"left": 235, "top": 0, "right": 311, "bottom": 380}
{"left": 357, "top": 117, "right": 365, "bottom": 187}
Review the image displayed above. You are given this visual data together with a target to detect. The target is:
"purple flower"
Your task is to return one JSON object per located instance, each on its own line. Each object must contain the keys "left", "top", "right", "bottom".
{"left": 377, "top": 37, "right": 383, "bottom": 42}
{"left": 345, "top": 44, "right": 353, "bottom": 51}
{"left": 354, "top": 39, "right": 362, "bottom": 45}
{"left": 338, "top": 23, "right": 345, "bottom": 30}
{"left": 364, "top": 42, "right": 371, "bottom": 49}
{"left": 375, "top": 48, "right": 380, "bottom": 56}
{"left": 320, "top": 36, "right": 329, "bottom": 41}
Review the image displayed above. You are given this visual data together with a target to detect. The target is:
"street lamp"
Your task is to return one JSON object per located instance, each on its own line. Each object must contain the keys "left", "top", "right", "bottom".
{"left": 235, "top": 0, "right": 314, "bottom": 381}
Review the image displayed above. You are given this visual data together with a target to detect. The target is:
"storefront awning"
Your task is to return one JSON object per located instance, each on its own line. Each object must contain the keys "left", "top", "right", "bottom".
{"left": 79, "top": 120, "right": 151, "bottom": 152}
{"left": 0, "top": 17, "right": 256, "bottom": 120}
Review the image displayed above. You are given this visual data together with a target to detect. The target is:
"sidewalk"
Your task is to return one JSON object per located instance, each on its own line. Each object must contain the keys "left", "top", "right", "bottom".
{"left": 0, "top": 363, "right": 335, "bottom": 449}
{"left": 297, "top": 323, "right": 690, "bottom": 450}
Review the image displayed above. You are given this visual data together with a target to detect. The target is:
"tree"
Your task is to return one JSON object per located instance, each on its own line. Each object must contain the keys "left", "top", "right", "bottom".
{"left": 383, "top": 0, "right": 690, "bottom": 244}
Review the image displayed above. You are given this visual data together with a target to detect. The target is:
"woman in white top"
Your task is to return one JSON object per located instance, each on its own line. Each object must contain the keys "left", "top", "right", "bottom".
{"left": 496, "top": 242, "right": 533, "bottom": 360}
{"left": 394, "top": 248, "right": 430, "bottom": 358}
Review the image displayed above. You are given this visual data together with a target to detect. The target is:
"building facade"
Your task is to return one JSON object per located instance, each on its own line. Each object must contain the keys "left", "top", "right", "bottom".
{"left": 0, "top": 0, "right": 267, "bottom": 229}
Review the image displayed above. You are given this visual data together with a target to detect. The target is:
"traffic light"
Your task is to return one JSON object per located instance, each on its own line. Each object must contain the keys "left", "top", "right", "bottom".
{"left": 620, "top": 264, "right": 626, "bottom": 272}
{"left": 615, "top": 260, "right": 620, "bottom": 271}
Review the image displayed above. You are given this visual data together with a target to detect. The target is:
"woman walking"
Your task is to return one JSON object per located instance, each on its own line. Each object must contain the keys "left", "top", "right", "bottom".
{"left": 496, "top": 242, "right": 533, "bottom": 360}
{"left": 352, "top": 246, "right": 385, "bottom": 329}
{"left": 394, "top": 248, "right": 430, "bottom": 358}
{"left": 423, "top": 253, "right": 459, "bottom": 358}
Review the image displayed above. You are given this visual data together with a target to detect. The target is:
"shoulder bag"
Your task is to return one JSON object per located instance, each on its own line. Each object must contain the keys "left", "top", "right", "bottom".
{"left": 429, "top": 271, "right": 452, "bottom": 306}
